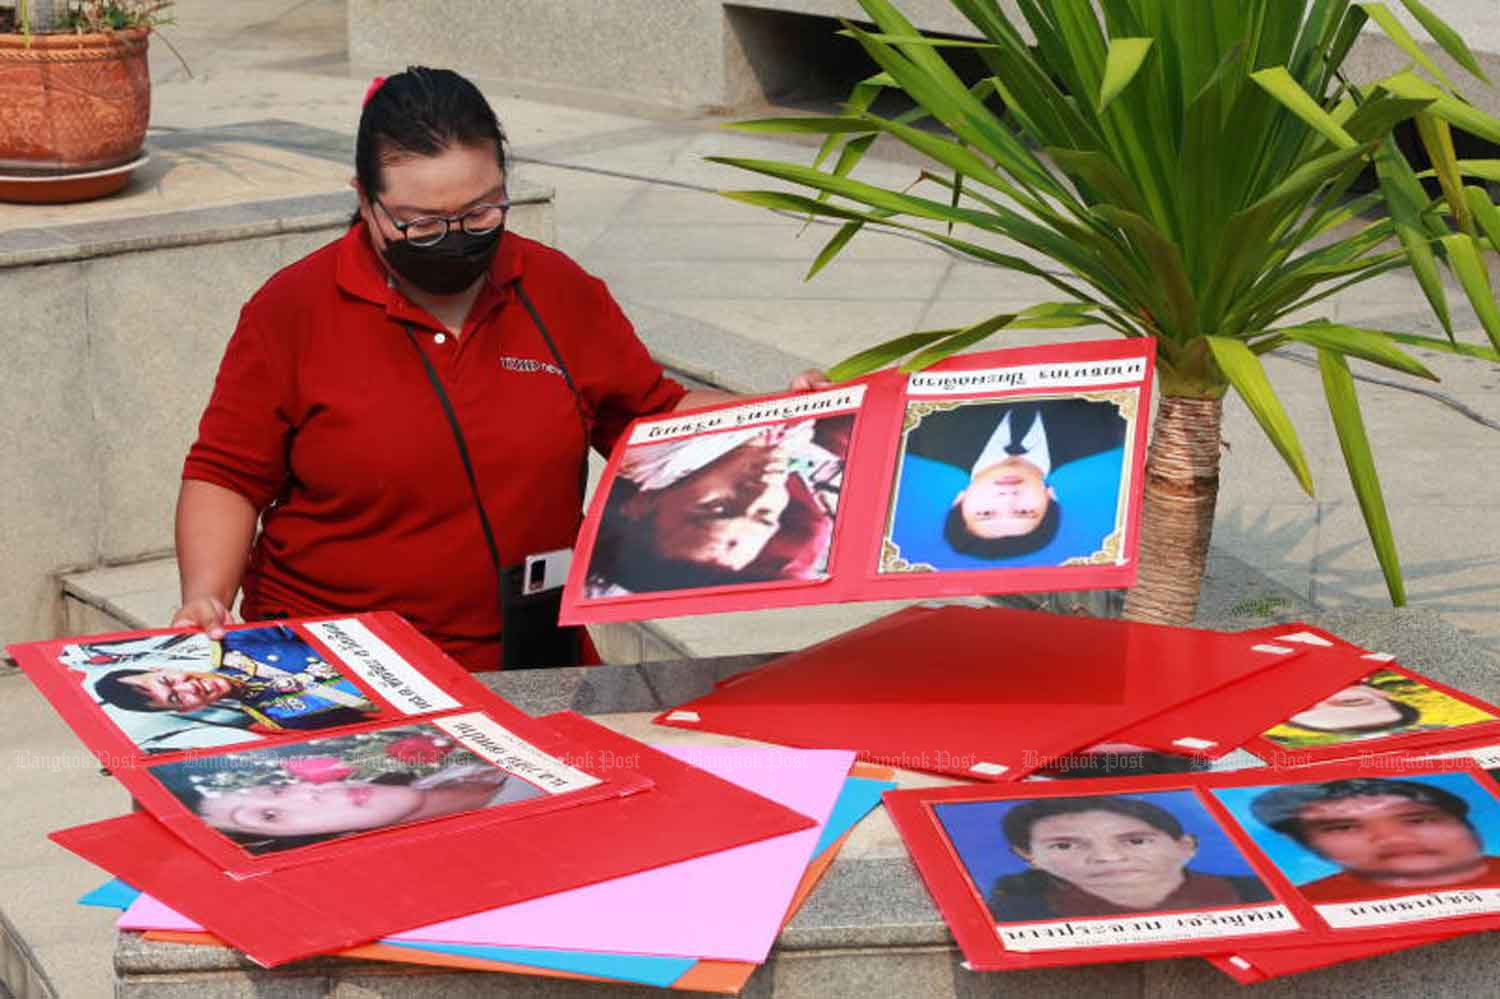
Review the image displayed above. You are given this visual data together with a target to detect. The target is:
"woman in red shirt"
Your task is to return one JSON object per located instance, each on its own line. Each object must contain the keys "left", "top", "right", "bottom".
{"left": 171, "top": 66, "right": 822, "bottom": 670}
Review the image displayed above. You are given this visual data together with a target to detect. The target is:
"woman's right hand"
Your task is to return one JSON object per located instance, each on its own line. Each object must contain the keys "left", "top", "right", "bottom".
{"left": 170, "top": 595, "right": 234, "bottom": 640}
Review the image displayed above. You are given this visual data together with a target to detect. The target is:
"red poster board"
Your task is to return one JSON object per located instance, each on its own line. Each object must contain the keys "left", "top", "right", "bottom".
{"left": 52, "top": 713, "right": 816, "bottom": 968}
{"left": 9, "top": 615, "right": 647, "bottom": 876}
{"left": 885, "top": 760, "right": 1500, "bottom": 971}
{"left": 654, "top": 604, "right": 1302, "bottom": 781}
{"left": 562, "top": 338, "right": 1154, "bottom": 625}
{"left": 1209, "top": 734, "right": 1500, "bottom": 982}
{"left": 1100, "top": 625, "right": 1386, "bottom": 759}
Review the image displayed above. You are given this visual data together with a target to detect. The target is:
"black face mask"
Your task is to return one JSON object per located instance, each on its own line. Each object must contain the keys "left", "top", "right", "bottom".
{"left": 380, "top": 226, "right": 502, "bottom": 296}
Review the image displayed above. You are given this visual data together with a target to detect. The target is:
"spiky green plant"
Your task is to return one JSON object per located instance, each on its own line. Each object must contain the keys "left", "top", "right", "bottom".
{"left": 714, "top": 0, "right": 1500, "bottom": 623}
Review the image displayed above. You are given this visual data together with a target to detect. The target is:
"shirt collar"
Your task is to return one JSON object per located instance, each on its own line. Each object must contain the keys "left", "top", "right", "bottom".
{"left": 335, "top": 220, "right": 526, "bottom": 328}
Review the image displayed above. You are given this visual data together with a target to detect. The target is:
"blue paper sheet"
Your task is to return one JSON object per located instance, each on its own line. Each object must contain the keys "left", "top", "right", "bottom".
{"left": 380, "top": 940, "right": 696, "bottom": 987}
{"left": 816, "top": 776, "right": 895, "bottom": 856}
{"left": 78, "top": 878, "right": 141, "bottom": 910}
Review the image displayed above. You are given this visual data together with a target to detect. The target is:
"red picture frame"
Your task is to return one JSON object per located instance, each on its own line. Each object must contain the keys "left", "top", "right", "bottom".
{"left": 9, "top": 614, "right": 649, "bottom": 876}
{"left": 561, "top": 338, "right": 1155, "bottom": 625}
{"left": 886, "top": 760, "right": 1500, "bottom": 971}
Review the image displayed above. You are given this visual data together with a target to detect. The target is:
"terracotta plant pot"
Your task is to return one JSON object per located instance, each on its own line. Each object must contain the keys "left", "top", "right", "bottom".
{"left": 0, "top": 27, "right": 150, "bottom": 180}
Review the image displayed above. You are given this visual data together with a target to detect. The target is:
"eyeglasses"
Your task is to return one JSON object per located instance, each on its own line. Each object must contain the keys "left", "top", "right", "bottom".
{"left": 373, "top": 195, "right": 511, "bottom": 247}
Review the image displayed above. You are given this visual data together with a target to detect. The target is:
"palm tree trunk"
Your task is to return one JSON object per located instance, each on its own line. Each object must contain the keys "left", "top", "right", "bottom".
{"left": 1122, "top": 395, "right": 1223, "bottom": 625}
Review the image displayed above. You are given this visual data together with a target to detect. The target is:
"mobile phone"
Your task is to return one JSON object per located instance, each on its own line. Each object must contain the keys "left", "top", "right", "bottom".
{"left": 522, "top": 548, "right": 573, "bottom": 595}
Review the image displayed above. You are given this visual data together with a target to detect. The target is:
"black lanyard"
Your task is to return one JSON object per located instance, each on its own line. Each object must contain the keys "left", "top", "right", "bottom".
{"left": 401, "top": 279, "right": 590, "bottom": 666}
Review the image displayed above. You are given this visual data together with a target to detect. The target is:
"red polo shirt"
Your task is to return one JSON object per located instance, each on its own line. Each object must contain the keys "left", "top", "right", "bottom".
{"left": 183, "top": 223, "right": 686, "bottom": 670}
{"left": 1299, "top": 856, "right": 1500, "bottom": 904}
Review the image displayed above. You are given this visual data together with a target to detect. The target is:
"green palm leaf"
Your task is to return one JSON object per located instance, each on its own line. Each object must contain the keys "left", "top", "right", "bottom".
{"left": 1318, "top": 349, "right": 1405, "bottom": 605}
{"left": 711, "top": 0, "right": 1500, "bottom": 612}
{"left": 1204, "top": 336, "right": 1314, "bottom": 494}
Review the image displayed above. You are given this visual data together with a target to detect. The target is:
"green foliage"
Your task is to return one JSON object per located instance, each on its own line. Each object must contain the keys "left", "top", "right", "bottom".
{"left": 717, "top": 0, "right": 1500, "bottom": 606}
{"left": 9, "top": 0, "right": 172, "bottom": 34}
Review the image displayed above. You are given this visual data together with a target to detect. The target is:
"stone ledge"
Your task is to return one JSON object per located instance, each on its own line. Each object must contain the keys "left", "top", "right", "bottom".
{"left": 0, "top": 907, "right": 55, "bottom": 999}
{"left": 0, "top": 181, "right": 553, "bottom": 270}
{"left": 107, "top": 605, "right": 1500, "bottom": 997}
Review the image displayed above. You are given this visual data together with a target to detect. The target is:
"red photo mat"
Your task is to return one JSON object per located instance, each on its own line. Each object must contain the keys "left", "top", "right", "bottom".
{"left": 562, "top": 338, "right": 1155, "bottom": 626}
{"left": 654, "top": 604, "right": 1301, "bottom": 781}
{"left": 884, "top": 760, "right": 1500, "bottom": 971}
{"left": 132, "top": 708, "right": 648, "bottom": 878}
{"left": 52, "top": 713, "right": 817, "bottom": 968}
{"left": 1241, "top": 656, "right": 1500, "bottom": 766}
{"left": 1098, "top": 625, "right": 1384, "bottom": 759}
{"left": 1210, "top": 733, "right": 1500, "bottom": 983}
{"left": 8, "top": 613, "right": 502, "bottom": 765}
{"left": 10, "top": 614, "right": 648, "bottom": 877}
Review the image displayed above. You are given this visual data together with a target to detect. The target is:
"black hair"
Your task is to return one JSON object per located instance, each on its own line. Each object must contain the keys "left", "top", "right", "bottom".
{"left": 1249, "top": 778, "right": 1475, "bottom": 846}
{"left": 1289, "top": 697, "right": 1422, "bottom": 734}
{"left": 353, "top": 66, "right": 507, "bottom": 212}
{"left": 586, "top": 468, "right": 782, "bottom": 595}
{"left": 1003, "top": 795, "right": 1187, "bottom": 852}
{"left": 591, "top": 505, "right": 750, "bottom": 593}
{"left": 93, "top": 669, "right": 155, "bottom": 712}
{"left": 943, "top": 498, "right": 1061, "bottom": 559}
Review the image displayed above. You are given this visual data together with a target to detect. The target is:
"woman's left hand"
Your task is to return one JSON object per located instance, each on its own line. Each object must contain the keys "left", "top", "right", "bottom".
{"left": 790, "top": 368, "right": 833, "bottom": 391}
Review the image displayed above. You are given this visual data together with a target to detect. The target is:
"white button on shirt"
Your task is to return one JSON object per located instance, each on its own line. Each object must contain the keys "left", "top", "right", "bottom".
{"left": 434, "top": 333, "right": 447, "bottom": 345}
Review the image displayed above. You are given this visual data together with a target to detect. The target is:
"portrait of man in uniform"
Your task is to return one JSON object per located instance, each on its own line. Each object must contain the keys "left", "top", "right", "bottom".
{"left": 64, "top": 625, "right": 381, "bottom": 752}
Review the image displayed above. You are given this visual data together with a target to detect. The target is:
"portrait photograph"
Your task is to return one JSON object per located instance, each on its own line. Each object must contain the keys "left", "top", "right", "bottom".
{"left": 933, "top": 789, "right": 1273, "bottom": 926}
{"left": 150, "top": 722, "right": 545, "bottom": 855}
{"left": 584, "top": 413, "right": 853, "bottom": 597}
{"left": 881, "top": 393, "right": 1136, "bottom": 573}
{"left": 1215, "top": 772, "right": 1500, "bottom": 910}
{"left": 1260, "top": 669, "right": 1498, "bottom": 750}
{"left": 57, "top": 624, "right": 384, "bottom": 755}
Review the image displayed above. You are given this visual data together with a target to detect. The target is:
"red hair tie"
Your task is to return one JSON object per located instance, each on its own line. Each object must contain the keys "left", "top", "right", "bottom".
{"left": 362, "top": 76, "right": 388, "bottom": 107}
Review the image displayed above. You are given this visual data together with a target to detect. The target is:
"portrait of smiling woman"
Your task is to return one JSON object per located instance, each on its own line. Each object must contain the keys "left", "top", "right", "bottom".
{"left": 1261, "top": 669, "right": 1499, "bottom": 750}
{"left": 170, "top": 66, "right": 824, "bottom": 671}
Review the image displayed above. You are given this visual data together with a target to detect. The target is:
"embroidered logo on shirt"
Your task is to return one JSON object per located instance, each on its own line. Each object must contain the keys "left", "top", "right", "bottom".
{"left": 500, "top": 355, "right": 564, "bottom": 378}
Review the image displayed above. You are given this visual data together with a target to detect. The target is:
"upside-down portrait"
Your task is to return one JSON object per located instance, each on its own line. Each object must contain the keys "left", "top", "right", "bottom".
{"left": 584, "top": 414, "right": 853, "bottom": 596}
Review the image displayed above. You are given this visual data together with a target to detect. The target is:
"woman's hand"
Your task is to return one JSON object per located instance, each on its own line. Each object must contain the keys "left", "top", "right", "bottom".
{"left": 790, "top": 368, "right": 833, "bottom": 392}
{"left": 170, "top": 595, "right": 234, "bottom": 640}
{"left": 173, "top": 479, "right": 256, "bottom": 642}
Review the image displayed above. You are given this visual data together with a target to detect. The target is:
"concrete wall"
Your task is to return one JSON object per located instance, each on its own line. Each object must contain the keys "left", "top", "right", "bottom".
{"left": 0, "top": 188, "right": 553, "bottom": 651}
{"left": 347, "top": 0, "right": 1027, "bottom": 110}
{"left": 348, "top": 0, "right": 1498, "bottom": 113}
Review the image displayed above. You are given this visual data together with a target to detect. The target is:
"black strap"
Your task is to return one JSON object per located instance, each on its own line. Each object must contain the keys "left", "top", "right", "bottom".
{"left": 516, "top": 282, "right": 590, "bottom": 502}
{"left": 399, "top": 278, "right": 591, "bottom": 668}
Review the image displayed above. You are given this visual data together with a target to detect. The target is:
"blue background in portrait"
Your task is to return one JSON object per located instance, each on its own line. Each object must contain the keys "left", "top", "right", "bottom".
{"left": 1213, "top": 772, "right": 1500, "bottom": 887}
{"left": 934, "top": 789, "right": 1261, "bottom": 903}
{"left": 888, "top": 448, "right": 1124, "bottom": 570}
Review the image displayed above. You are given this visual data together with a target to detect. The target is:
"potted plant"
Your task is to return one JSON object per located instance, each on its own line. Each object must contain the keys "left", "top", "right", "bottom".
{"left": 0, "top": 0, "right": 174, "bottom": 202}
{"left": 715, "top": 0, "right": 1500, "bottom": 625}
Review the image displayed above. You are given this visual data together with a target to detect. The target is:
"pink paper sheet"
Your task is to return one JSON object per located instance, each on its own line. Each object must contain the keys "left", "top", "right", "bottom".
{"left": 120, "top": 745, "right": 853, "bottom": 963}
